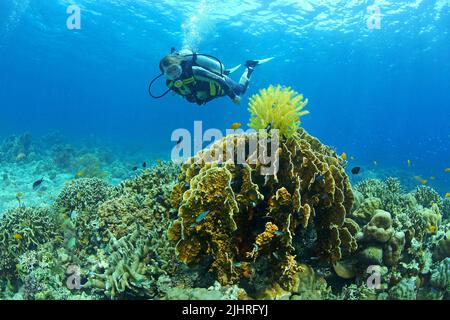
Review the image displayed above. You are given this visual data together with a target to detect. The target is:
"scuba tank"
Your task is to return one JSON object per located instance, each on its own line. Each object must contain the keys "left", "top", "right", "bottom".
{"left": 178, "top": 49, "right": 226, "bottom": 76}
{"left": 177, "top": 49, "right": 226, "bottom": 77}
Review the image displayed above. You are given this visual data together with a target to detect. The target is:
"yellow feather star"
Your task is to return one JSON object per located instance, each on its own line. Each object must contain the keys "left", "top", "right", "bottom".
{"left": 248, "top": 85, "right": 309, "bottom": 139}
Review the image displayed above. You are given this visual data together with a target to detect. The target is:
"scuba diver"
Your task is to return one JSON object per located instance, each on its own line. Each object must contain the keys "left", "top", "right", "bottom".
{"left": 149, "top": 48, "right": 274, "bottom": 106}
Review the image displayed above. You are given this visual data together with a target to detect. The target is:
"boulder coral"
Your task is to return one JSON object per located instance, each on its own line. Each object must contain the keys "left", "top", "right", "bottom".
{"left": 429, "top": 257, "right": 450, "bottom": 293}
{"left": 363, "top": 210, "right": 394, "bottom": 243}
{"left": 433, "top": 229, "right": 450, "bottom": 261}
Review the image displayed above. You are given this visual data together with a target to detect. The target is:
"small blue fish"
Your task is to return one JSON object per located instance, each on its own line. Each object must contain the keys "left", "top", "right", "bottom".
{"left": 274, "top": 231, "right": 285, "bottom": 236}
{"left": 233, "top": 262, "right": 242, "bottom": 268}
{"left": 190, "top": 224, "right": 197, "bottom": 229}
{"left": 315, "top": 175, "right": 325, "bottom": 183}
{"left": 196, "top": 210, "right": 210, "bottom": 223}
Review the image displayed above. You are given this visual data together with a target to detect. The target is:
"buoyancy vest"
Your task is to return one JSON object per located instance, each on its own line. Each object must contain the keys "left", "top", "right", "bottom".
{"left": 167, "top": 60, "right": 227, "bottom": 105}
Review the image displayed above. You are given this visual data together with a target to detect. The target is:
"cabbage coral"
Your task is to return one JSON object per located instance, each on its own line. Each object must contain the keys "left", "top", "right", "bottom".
{"left": 248, "top": 85, "right": 309, "bottom": 139}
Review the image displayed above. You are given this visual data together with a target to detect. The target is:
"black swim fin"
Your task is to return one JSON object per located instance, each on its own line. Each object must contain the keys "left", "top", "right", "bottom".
{"left": 245, "top": 57, "right": 275, "bottom": 69}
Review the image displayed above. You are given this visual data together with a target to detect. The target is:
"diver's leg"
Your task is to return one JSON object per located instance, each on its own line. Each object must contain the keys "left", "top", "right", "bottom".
{"left": 239, "top": 59, "right": 261, "bottom": 91}
{"left": 225, "top": 77, "right": 247, "bottom": 96}
{"left": 238, "top": 67, "right": 254, "bottom": 92}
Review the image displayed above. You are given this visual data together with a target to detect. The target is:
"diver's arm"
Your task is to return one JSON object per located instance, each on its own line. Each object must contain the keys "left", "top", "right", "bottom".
{"left": 192, "top": 66, "right": 237, "bottom": 100}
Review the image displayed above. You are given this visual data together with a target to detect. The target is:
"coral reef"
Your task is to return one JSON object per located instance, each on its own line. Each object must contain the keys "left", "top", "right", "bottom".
{"left": 73, "top": 153, "right": 108, "bottom": 178}
{"left": 1, "top": 88, "right": 448, "bottom": 301}
{"left": 338, "top": 176, "right": 448, "bottom": 300}
{"left": 414, "top": 186, "right": 443, "bottom": 211}
{"left": 169, "top": 121, "right": 356, "bottom": 297}
{"left": 0, "top": 206, "right": 62, "bottom": 278}
{"left": 54, "top": 178, "right": 113, "bottom": 213}
{"left": 0, "top": 133, "right": 34, "bottom": 163}
{"left": 73, "top": 162, "right": 180, "bottom": 252}
{"left": 429, "top": 258, "right": 450, "bottom": 293}
{"left": 362, "top": 210, "right": 394, "bottom": 243}
{"left": 51, "top": 144, "right": 76, "bottom": 170}
{"left": 16, "top": 243, "right": 94, "bottom": 300}
{"left": 84, "top": 227, "right": 175, "bottom": 299}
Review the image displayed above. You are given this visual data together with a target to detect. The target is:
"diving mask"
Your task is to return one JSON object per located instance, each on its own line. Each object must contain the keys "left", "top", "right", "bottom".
{"left": 165, "top": 64, "right": 182, "bottom": 80}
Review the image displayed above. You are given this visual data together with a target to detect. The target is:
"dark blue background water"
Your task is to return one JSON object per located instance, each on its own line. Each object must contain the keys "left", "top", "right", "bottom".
{"left": 1, "top": 0, "right": 449, "bottom": 192}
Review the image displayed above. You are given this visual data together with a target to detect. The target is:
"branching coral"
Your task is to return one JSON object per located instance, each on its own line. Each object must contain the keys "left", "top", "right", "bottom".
{"left": 16, "top": 243, "right": 93, "bottom": 300}
{"left": 72, "top": 162, "right": 179, "bottom": 255}
{"left": 0, "top": 207, "right": 62, "bottom": 278}
{"left": 54, "top": 178, "right": 113, "bottom": 213}
{"left": 248, "top": 85, "right": 309, "bottom": 139}
{"left": 414, "top": 186, "right": 443, "bottom": 211}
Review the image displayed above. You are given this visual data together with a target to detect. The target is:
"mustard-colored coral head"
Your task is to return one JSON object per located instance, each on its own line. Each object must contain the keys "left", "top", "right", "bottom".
{"left": 248, "top": 85, "right": 309, "bottom": 139}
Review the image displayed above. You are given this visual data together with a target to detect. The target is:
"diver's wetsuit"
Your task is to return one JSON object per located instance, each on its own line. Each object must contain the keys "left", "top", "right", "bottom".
{"left": 166, "top": 59, "right": 251, "bottom": 106}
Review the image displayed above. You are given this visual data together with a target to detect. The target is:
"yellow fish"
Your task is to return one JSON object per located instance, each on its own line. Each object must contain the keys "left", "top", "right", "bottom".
{"left": 445, "top": 168, "right": 450, "bottom": 173}
{"left": 230, "top": 122, "right": 242, "bottom": 130}
{"left": 445, "top": 192, "right": 450, "bottom": 199}
{"left": 13, "top": 234, "right": 23, "bottom": 240}
{"left": 413, "top": 176, "right": 428, "bottom": 185}
{"left": 340, "top": 152, "right": 347, "bottom": 161}
{"left": 427, "top": 225, "right": 437, "bottom": 234}
{"left": 157, "top": 159, "right": 162, "bottom": 165}
{"left": 407, "top": 160, "right": 411, "bottom": 167}
{"left": 429, "top": 176, "right": 436, "bottom": 181}
{"left": 75, "top": 171, "right": 84, "bottom": 178}
{"left": 16, "top": 193, "right": 23, "bottom": 198}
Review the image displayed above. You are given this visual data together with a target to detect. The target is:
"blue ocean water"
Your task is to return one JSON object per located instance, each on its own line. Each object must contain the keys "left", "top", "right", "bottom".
{"left": 0, "top": 0, "right": 449, "bottom": 193}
